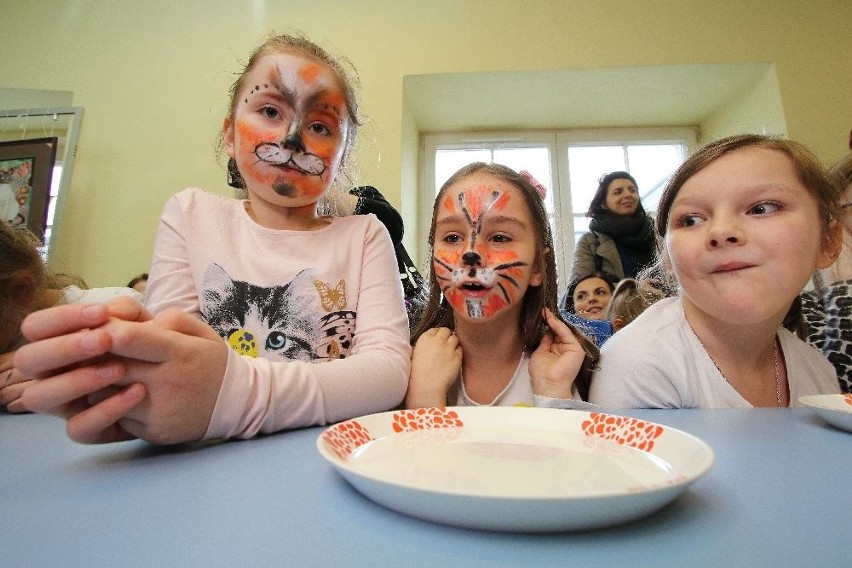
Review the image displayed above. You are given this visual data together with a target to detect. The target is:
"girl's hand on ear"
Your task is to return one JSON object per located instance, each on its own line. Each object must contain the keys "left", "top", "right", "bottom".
{"left": 530, "top": 309, "right": 586, "bottom": 399}
{"left": 405, "top": 327, "right": 462, "bottom": 409}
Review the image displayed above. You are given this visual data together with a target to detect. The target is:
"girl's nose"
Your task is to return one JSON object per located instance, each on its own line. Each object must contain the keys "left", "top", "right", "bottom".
{"left": 462, "top": 251, "right": 481, "bottom": 266}
{"left": 283, "top": 132, "right": 306, "bottom": 152}
{"left": 708, "top": 218, "right": 745, "bottom": 248}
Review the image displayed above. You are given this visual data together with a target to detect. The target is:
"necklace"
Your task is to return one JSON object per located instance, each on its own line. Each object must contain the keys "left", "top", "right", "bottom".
{"left": 690, "top": 327, "right": 783, "bottom": 407}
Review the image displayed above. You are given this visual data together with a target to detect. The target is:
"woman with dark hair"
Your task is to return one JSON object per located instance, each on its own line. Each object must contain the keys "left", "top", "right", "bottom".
{"left": 569, "top": 171, "right": 658, "bottom": 282}
{"left": 559, "top": 271, "right": 619, "bottom": 348}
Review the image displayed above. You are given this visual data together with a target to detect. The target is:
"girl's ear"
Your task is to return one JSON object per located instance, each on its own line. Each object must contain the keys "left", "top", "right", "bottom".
{"left": 223, "top": 117, "right": 235, "bottom": 157}
{"left": 529, "top": 247, "right": 550, "bottom": 287}
{"left": 816, "top": 219, "right": 843, "bottom": 269}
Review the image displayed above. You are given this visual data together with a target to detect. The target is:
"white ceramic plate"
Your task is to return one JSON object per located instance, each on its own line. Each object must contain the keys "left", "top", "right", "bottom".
{"left": 799, "top": 394, "right": 852, "bottom": 433}
{"left": 317, "top": 407, "right": 714, "bottom": 532}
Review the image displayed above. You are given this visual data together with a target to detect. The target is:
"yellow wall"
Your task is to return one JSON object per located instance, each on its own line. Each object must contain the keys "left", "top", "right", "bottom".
{"left": 2, "top": 0, "right": 850, "bottom": 286}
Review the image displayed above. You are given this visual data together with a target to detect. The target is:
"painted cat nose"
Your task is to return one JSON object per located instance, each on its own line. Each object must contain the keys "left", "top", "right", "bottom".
{"left": 462, "top": 252, "right": 481, "bottom": 266}
{"left": 283, "top": 133, "right": 306, "bottom": 152}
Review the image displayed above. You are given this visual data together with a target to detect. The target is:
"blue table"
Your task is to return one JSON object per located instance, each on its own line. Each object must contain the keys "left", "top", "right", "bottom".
{"left": 2, "top": 409, "right": 849, "bottom": 567}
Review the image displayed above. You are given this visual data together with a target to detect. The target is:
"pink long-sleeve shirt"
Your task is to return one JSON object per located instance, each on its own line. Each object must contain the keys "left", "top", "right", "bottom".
{"left": 145, "top": 188, "right": 411, "bottom": 439}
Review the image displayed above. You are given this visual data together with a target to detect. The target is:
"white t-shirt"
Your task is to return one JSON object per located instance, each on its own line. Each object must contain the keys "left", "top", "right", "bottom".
{"left": 450, "top": 351, "right": 594, "bottom": 409}
{"left": 589, "top": 297, "right": 840, "bottom": 408}
{"left": 145, "top": 188, "right": 411, "bottom": 439}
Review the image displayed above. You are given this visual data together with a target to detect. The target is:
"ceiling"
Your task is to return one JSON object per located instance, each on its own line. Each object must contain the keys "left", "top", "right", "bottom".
{"left": 403, "top": 62, "right": 771, "bottom": 132}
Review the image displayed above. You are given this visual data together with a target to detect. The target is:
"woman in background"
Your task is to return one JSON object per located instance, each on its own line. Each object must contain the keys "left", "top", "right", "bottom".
{"left": 570, "top": 171, "right": 657, "bottom": 282}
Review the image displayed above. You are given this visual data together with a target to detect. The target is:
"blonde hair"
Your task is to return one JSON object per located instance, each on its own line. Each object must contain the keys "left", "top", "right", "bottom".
{"left": 605, "top": 278, "right": 663, "bottom": 331}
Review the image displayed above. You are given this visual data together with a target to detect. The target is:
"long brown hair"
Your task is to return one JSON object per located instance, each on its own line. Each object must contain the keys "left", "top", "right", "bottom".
{"left": 412, "top": 162, "right": 598, "bottom": 399}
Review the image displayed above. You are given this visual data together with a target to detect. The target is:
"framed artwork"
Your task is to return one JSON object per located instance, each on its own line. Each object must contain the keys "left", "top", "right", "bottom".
{"left": 0, "top": 137, "right": 58, "bottom": 242}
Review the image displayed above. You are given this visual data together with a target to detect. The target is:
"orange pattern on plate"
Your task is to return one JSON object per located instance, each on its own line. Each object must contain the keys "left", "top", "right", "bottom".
{"left": 392, "top": 407, "right": 464, "bottom": 433}
{"left": 322, "top": 420, "right": 373, "bottom": 460}
{"left": 844, "top": 394, "right": 852, "bottom": 406}
{"left": 581, "top": 413, "right": 664, "bottom": 451}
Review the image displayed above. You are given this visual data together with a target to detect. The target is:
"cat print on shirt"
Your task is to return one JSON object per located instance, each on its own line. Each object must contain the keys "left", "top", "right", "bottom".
{"left": 201, "top": 263, "right": 355, "bottom": 361}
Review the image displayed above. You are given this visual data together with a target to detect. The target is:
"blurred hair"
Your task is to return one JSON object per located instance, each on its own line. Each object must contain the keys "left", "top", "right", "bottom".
{"left": 605, "top": 278, "right": 664, "bottom": 330}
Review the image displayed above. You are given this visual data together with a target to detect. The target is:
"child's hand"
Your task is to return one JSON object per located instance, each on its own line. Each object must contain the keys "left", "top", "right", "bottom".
{"left": 0, "top": 351, "right": 36, "bottom": 413}
{"left": 529, "top": 309, "right": 586, "bottom": 400}
{"left": 14, "top": 297, "right": 152, "bottom": 442}
{"left": 405, "top": 327, "right": 462, "bottom": 409}
{"left": 16, "top": 297, "right": 228, "bottom": 445}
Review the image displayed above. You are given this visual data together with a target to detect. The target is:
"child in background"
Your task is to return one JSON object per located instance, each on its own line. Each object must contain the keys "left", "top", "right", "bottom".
{"left": 126, "top": 273, "right": 148, "bottom": 294}
{"left": 405, "top": 162, "right": 598, "bottom": 409}
{"left": 15, "top": 33, "right": 410, "bottom": 443}
{"left": 604, "top": 278, "right": 662, "bottom": 332}
{"left": 590, "top": 134, "right": 842, "bottom": 408}
{"left": 801, "top": 152, "right": 852, "bottom": 391}
{"left": 0, "top": 223, "right": 141, "bottom": 412}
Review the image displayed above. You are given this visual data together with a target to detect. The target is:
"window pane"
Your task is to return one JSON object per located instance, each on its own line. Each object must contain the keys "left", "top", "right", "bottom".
{"left": 567, "top": 146, "right": 626, "bottom": 243}
{"left": 435, "top": 149, "right": 491, "bottom": 193}
{"left": 567, "top": 146, "right": 626, "bottom": 212}
{"left": 567, "top": 143, "right": 685, "bottom": 242}
{"left": 493, "top": 147, "right": 553, "bottom": 216}
{"left": 626, "top": 144, "right": 684, "bottom": 213}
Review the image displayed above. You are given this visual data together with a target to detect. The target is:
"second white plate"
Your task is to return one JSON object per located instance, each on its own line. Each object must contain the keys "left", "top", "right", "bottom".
{"left": 799, "top": 394, "right": 852, "bottom": 433}
{"left": 317, "top": 406, "right": 714, "bottom": 532}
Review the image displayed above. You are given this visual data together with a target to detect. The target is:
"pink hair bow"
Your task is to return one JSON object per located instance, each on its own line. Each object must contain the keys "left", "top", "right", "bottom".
{"left": 519, "top": 170, "right": 547, "bottom": 199}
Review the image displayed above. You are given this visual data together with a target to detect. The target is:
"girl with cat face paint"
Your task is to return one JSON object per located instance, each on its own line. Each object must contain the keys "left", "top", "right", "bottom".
{"left": 14, "top": 34, "right": 411, "bottom": 445}
{"left": 405, "top": 163, "right": 598, "bottom": 409}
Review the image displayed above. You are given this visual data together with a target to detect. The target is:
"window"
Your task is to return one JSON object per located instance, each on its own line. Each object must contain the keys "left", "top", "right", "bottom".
{"left": 422, "top": 128, "right": 695, "bottom": 290}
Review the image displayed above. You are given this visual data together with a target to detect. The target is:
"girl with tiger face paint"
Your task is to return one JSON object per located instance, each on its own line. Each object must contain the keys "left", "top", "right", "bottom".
{"left": 406, "top": 163, "right": 599, "bottom": 410}
{"left": 434, "top": 178, "right": 541, "bottom": 322}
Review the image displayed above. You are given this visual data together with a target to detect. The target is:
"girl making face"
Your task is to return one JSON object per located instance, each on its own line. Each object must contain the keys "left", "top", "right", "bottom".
{"left": 590, "top": 134, "right": 842, "bottom": 409}
{"left": 406, "top": 163, "right": 597, "bottom": 409}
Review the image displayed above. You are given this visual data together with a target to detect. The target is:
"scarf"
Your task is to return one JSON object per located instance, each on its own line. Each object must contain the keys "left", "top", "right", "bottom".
{"left": 589, "top": 210, "right": 656, "bottom": 277}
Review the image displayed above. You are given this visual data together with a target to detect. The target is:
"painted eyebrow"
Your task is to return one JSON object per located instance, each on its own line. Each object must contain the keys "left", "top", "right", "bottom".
{"left": 436, "top": 214, "right": 526, "bottom": 229}
{"left": 481, "top": 214, "right": 527, "bottom": 229}
{"left": 436, "top": 214, "right": 467, "bottom": 228}
{"left": 260, "top": 77, "right": 342, "bottom": 118}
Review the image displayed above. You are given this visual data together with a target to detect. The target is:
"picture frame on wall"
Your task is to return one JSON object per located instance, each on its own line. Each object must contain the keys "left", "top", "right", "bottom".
{"left": 0, "top": 137, "right": 58, "bottom": 242}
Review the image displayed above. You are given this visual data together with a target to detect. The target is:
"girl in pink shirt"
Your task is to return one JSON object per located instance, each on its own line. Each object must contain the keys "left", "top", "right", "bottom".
{"left": 15, "top": 33, "right": 410, "bottom": 444}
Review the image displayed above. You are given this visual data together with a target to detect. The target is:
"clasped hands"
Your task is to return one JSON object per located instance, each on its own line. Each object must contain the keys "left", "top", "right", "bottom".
{"left": 13, "top": 297, "right": 228, "bottom": 445}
